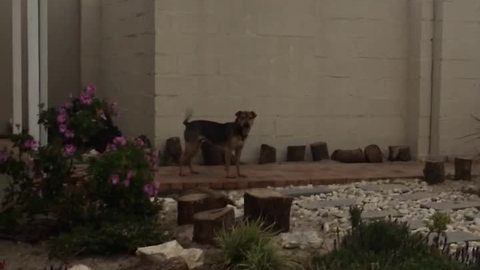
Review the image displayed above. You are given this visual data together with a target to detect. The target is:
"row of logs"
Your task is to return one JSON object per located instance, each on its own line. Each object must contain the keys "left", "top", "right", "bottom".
{"left": 160, "top": 136, "right": 411, "bottom": 165}
{"left": 177, "top": 188, "right": 292, "bottom": 245}
{"left": 423, "top": 157, "right": 473, "bottom": 184}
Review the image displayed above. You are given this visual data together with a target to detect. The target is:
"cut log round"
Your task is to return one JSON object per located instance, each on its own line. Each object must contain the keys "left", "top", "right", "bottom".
{"left": 177, "top": 193, "right": 209, "bottom": 225}
{"left": 310, "top": 142, "right": 329, "bottom": 161}
{"left": 286, "top": 146, "right": 306, "bottom": 162}
{"left": 193, "top": 207, "right": 235, "bottom": 245}
{"left": 259, "top": 144, "right": 276, "bottom": 164}
{"left": 364, "top": 144, "right": 383, "bottom": 163}
{"left": 177, "top": 191, "right": 230, "bottom": 225}
{"left": 454, "top": 157, "right": 473, "bottom": 181}
{"left": 423, "top": 160, "right": 445, "bottom": 185}
{"left": 165, "top": 137, "right": 182, "bottom": 164}
{"left": 331, "top": 148, "right": 365, "bottom": 163}
{"left": 244, "top": 189, "right": 293, "bottom": 233}
{"left": 388, "top": 146, "right": 411, "bottom": 161}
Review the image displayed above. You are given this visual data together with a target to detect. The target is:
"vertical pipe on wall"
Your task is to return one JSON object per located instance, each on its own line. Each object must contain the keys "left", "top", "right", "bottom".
{"left": 12, "top": 0, "right": 23, "bottom": 133}
{"left": 27, "top": 0, "right": 40, "bottom": 141}
{"left": 39, "top": 0, "right": 48, "bottom": 145}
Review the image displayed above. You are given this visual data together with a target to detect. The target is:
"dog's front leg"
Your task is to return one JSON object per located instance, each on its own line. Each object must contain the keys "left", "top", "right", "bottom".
{"left": 235, "top": 147, "right": 246, "bottom": 178}
{"left": 225, "top": 147, "right": 235, "bottom": 178}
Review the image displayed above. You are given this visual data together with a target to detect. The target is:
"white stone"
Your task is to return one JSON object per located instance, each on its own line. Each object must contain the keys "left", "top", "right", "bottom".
{"left": 136, "top": 240, "right": 204, "bottom": 269}
{"left": 68, "top": 266, "right": 92, "bottom": 270}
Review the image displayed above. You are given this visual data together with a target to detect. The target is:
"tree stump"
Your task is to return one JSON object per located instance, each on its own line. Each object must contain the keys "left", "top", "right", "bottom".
{"left": 165, "top": 137, "right": 182, "bottom": 164}
{"left": 310, "top": 142, "right": 329, "bottom": 161}
{"left": 454, "top": 157, "right": 473, "bottom": 181}
{"left": 286, "top": 146, "right": 306, "bottom": 162}
{"left": 259, "top": 144, "right": 276, "bottom": 164}
{"left": 193, "top": 207, "right": 235, "bottom": 245}
{"left": 331, "top": 148, "right": 365, "bottom": 163}
{"left": 388, "top": 146, "right": 411, "bottom": 161}
{"left": 177, "top": 192, "right": 229, "bottom": 225}
{"left": 244, "top": 189, "right": 293, "bottom": 233}
{"left": 423, "top": 160, "right": 445, "bottom": 185}
{"left": 364, "top": 144, "right": 383, "bottom": 163}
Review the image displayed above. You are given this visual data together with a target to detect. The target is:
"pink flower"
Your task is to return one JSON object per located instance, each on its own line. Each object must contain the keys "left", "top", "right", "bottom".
{"left": 0, "top": 151, "right": 8, "bottom": 163}
{"left": 126, "top": 170, "right": 134, "bottom": 180}
{"left": 63, "top": 144, "right": 76, "bottom": 156}
{"left": 64, "top": 102, "right": 73, "bottom": 109}
{"left": 23, "top": 139, "right": 38, "bottom": 151}
{"left": 85, "top": 84, "right": 97, "bottom": 96}
{"left": 64, "top": 130, "right": 75, "bottom": 139}
{"left": 113, "top": 136, "right": 127, "bottom": 146}
{"left": 143, "top": 183, "right": 158, "bottom": 197}
{"left": 80, "top": 93, "right": 92, "bottom": 105}
{"left": 58, "top": 124, "right": 67, "bottom": 134}
{"left": 57, "top": 112, "right": 68, "bottom": 124}
{"left": 106, "top": 144, "right": 117, "bottom": 152}
{"left": 134, "top": 137, "right": 145, "bottom": 148}
{"left": 110, "top": 174, "right": 120, "bottom": 185}
{"left": 123, "top": 179, "right": 130, "bottom": 188}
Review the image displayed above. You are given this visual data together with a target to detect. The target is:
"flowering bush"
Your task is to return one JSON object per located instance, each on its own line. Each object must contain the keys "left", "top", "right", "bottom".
{"left": 85, "top": 135, "right": 160, "bottom": 221}
{"left": 38, "top": 84, "right": 121, "bottom": 153}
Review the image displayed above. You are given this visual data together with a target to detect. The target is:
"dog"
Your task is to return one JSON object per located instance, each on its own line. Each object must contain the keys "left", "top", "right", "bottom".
{"left": 179, "top": 111, "right": 256, "bottom": 178}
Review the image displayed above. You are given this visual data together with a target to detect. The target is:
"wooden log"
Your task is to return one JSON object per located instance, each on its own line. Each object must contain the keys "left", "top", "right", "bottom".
{"left": 364, "top": 144, "right": 383, "bottom": 163}
{"left": 286, "top": 145, "right": 306, "bottom": 162}
{"left": 183, "top": 187, "right": 236, "bottom": 207}
{"left": 388, "top": 145, "right": 411, "bottom": 161}
{"left": 244, "top": 189, "right": 293, "bottom": 233}
{"left": 165, "top": 137, "right": 182, "bottom": 164}
{"left": 259, "top": 144, "right": 276, "bottom": 164}
{"left": 454, "top": 157, "right": 473, "bottom": 181}
{"left": 177, "top": 192, "right": 229, "bottom": 225}
{"left": 331, "top": 148, "right": 365, "bottom": 163}
{"left": 310, "top": 142, "right": 329, "bottom": 161}
{"left": 193, "top": 207, "right": 235, "bottom": 245}
{"left": 423, "top": 160, "right": 445, "bottom": 185}
{"left": 177, "top": 193, "right": 209, "bottom": 225}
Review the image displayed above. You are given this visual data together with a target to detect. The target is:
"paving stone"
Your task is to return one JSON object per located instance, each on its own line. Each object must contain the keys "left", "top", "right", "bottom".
{"left": 361, "top": 183, "right": 409, "bottom": 192}
{"left": 421, "top": 201, "right": 480, "bottom": 211}
{"left": 298, "top": 199, "right": 356, "bottom": 210}
{"left": 361, "top": 210, "right": 401, "bottom": 220}
{"left": 281, "top": 186, "right": 332, "bottom": 197}
{"left": 395, "top": 192, "right": 434, "bottom": 201}
{"left": 429, "top": 231, "right": 480, "bottom": 244}
{"left": 407, "top": 220, "right": 426, "bottom": 230}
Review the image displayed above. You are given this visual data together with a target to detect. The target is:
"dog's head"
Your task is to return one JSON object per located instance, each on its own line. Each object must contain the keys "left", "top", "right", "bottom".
{"left": 235, "top": 111, "right": 257, "bottom": 137}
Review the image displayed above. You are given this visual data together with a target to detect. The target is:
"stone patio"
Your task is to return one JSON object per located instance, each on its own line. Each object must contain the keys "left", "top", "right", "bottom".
{"left": 156, "top": 161, "right": 478, "bottom": 192}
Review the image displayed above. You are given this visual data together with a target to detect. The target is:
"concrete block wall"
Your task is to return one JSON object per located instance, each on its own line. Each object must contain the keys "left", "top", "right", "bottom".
{"left": 434, "top": 0, "right": 480, "bottom": 157}
{"left": 99, "top": 0, "right": 156, "bottom": 140}
{"left": 154, "top": 0, "right": 411, "bottom": 162}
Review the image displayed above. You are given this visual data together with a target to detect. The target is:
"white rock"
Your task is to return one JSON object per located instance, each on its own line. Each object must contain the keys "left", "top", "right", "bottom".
{"left": 136, "top": 240, "right": 204, "bottom": 269}
{"left": 68, "top": 265, "right": 92, "bottom": 270}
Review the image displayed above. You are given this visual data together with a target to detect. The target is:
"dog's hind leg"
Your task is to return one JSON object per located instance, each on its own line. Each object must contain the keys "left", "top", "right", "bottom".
{"left": 187, "top": 143, "right": 200, "bottom": 174}
{"left": 225, "top": 147, "right": 235, "bottom": 178}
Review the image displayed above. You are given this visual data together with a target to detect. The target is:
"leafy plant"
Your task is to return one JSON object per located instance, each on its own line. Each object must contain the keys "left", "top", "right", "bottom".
{"left": 38, "top": 84, "right": 121, "bottom": 153}
{"left": 216, "top": 219, "right": 296, "bottom": 270}
{"left": 349, "top": 205, "right": 364, "bottom": 229}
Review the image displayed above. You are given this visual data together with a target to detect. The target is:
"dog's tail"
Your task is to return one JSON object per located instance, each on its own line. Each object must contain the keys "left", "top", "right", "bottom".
{"left": 183, "top": 109, "right": 193, "bottom": 126}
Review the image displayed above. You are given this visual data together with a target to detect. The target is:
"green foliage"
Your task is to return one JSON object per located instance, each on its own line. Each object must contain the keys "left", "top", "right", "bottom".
{"left": 38, "top": 85, "right": 120, "bottom": 153}
{"left": 49, "top": 218, "right": 167, "bottom": 258}
{"left": 310, "top": 213, "right": 466, "bottom": 270}
{"left": 426, "top": 212, "right": 450, "bottom": 235}
{"left": 349, "top": 205, "right": 364, "bottom": 229}
{"left": 216, "top": 220, "right": 296, "bottom": 270}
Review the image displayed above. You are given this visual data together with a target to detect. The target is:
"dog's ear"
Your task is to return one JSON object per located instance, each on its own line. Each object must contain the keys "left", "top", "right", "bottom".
{"left": 250, "top": 111, "right": 257, "bottom": 119}
{"left": 235, "top": 111, "right": 242, "bottom": 118}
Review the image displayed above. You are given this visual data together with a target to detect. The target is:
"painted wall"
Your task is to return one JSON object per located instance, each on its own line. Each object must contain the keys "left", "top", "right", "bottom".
{"left": 153, "top": 0, "right": 411, "bottom": 161}
{"left": 99, "top": 0, "right": 156, "bottom": 140}
{"left": 0, "top": 0, "right": 13, "bottom": 135}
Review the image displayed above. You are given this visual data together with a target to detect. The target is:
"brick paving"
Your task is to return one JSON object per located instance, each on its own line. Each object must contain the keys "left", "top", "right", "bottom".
{"left": 155, "top": 160, "right": 479, "bottom": 192}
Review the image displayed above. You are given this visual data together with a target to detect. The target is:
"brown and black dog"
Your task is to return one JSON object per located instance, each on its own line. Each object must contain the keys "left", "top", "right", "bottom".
{"left": 179, "top": 111, "right": 256, "bottom": 178}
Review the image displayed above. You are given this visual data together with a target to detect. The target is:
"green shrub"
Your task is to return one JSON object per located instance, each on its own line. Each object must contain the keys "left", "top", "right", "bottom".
{"left": 311, "top": 214, "right": 467, "bottom": 270}
{"left": 49, "top": 218, "right": 168, "bottom": 258}
{"left": 216, "top": 220, "right": 296, "bottom": 270}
